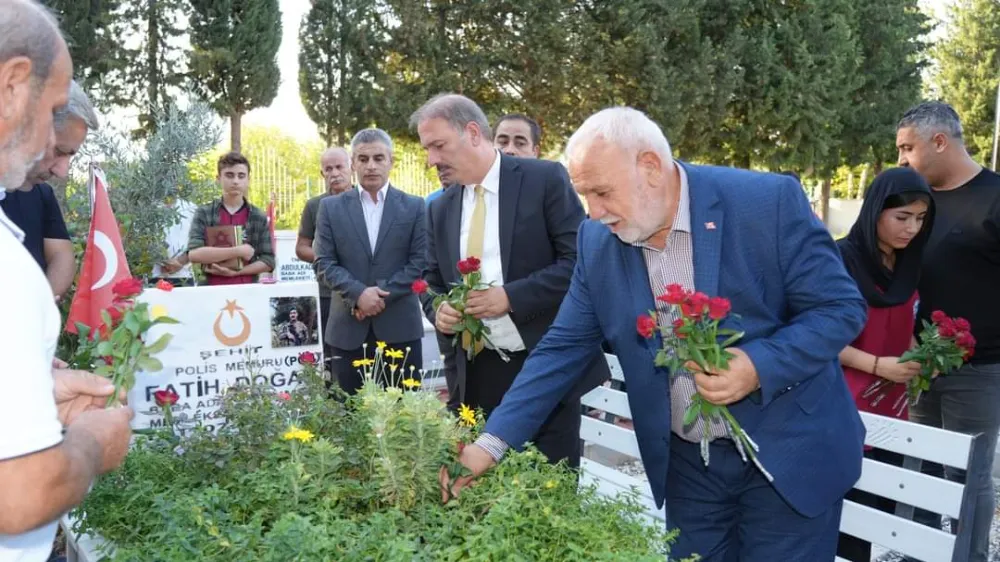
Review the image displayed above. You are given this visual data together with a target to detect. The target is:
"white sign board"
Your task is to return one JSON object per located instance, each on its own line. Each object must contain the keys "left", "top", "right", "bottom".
{"left": 131, "top": 281, "right": 322, "bottom": 433}
{"left": 275, "top": 230, "right": 316, "bottom": 282}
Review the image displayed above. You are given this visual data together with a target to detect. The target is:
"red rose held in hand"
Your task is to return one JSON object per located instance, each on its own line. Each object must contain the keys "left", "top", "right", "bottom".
{"left": 931, "top": 310, "right": 948, "bottom": 324}
{"left": 938, "top": 322, "right": 956, "bottom": 338}
{"left": 955, "top": 317, "right": 971, "bottom": 332}
{"left": 707, "top": 297, "right": 731, "bottom": 320}
{"left": 672, "top": 318, "right": 687, "bottom": 339}
{"left": 411, "top": 279, "right": 429, "bottom": 294}
{"left": 658, "top": 283, "right": 687, "bottom": 305}
{"left": 153, "top": 389, "right": 179, "bottom": 407}
{"left": 457, "top": 257, "right": 481, "bottom": 275}
{"left": 956, "top": 332, "right": 976, "bottom": 350}
{"left": 298, "top": 351, "right": 318, "bottom": 365}
{"left": 636, "top": 315, "right": 657, "bottom": 339}
{"left": 112, "top": 277, "right": 144, "bottom": 298}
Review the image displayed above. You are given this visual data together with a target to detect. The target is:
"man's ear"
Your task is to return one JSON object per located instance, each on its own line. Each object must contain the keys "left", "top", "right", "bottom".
{"left": 0, "top": 56, "right": 33, "bottom": 121}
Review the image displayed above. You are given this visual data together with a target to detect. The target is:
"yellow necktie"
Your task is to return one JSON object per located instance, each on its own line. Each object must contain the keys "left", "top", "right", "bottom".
{"left": 466, "top": 185, "right": 486, "bottom": 259}
{"left": 462, "top": 184, "right": 487, "bottom": 358}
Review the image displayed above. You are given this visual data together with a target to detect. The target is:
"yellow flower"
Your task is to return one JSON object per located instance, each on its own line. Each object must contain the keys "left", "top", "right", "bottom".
{"left": 402, "top": 378, "right": 421, "bottom": 389}
{"left": 282, "top": 425, "right": 315, "bottom": 443}
{"left": 376, "top": 341, "right": 387, "bottom": 351}
{"left": 386, "top": 348, "right": 404, "bottom": 360}
{"left": 150, "top": 304, "right": 168, "bottom": 320}
{"left": 352, "top": 358, "right": 374, "bottom": 368}
{"left": 545, "top": 480, "right": 557, "bottom": 489}
{"left": 389, "top": 363, "right": 399, "bottom": 373}
{"left": 458, "top": 404, "right": 477, "bottom": 427}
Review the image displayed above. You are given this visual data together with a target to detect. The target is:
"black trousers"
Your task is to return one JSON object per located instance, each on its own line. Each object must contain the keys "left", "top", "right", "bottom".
{"left": 464, "top": 348, "right": 582, "bottom": 468}
{"left": 331, "top": 327, "right": 423, "bottom": 396}
{"left": 836, "top": 447, "right": 903, "bottom": 561}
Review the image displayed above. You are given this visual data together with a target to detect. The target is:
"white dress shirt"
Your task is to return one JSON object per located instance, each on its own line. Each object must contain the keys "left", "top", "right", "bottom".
{"left": 459, "top": 151, "right": 525, "bottom": 352}
{"left": 0, "top": 203, "right": 63, "bottom": 561}
{"left": 358, "top": 183, "right": 389, "bottom": 254}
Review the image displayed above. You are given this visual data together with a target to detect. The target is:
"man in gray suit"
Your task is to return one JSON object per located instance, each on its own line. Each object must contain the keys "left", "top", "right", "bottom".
{"left": 314, "top": 128, "right": 427, "bottom": 394}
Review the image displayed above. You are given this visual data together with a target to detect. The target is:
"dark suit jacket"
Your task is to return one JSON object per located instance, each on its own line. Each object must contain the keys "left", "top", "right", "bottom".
{"left": 315, "top": 185, "right": 427, "bottom": 349}
{"left": 422, "top": 154, "right": 610, "bottom": 402}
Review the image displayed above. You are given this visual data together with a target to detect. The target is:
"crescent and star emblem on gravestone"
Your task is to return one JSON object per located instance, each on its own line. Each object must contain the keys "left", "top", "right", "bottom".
{"left": 213, "top": 299, "right": 252, "bottom": 347}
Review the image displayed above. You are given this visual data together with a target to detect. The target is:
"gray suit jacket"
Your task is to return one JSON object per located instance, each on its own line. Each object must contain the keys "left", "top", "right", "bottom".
{"left": 314, "top": 185, "right": 427, "bottom": 350}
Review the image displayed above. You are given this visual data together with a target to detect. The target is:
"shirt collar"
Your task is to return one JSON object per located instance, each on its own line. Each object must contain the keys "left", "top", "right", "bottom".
{"left": 358, "top": 182, "right": 389, "bottom": 203}
{"left": 465, "top": 150, "right": 502, "bottom": 195}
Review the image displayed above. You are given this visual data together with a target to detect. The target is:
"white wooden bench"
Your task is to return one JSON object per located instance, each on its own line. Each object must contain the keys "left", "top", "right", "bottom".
{"left": 580, "top": 353, "right": 985, "bottom": 562}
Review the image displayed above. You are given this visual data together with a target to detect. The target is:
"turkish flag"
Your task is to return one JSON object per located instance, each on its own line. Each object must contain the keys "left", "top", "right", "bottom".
{"left": 65, "top": 165, "right": 131, "bottom": 333}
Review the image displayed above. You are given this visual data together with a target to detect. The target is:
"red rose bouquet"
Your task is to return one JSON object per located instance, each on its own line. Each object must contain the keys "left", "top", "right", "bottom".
{"left": 863, "top": 310, "right": 975, "bottom": 412}
{"left": 69, "top": 278, "right": 179, "bottom": 406}
{"left": 411, "top": 258, "right": 505, "bottom": 361}
{"left": 640, "top": 284, "right": 770, "bottom": 479}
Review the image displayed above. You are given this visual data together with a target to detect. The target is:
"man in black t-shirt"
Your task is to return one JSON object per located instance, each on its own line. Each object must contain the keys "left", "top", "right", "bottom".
{"left": 896, "top": 100, "right": 1000, "bottom": 562}
{"left": 296, "top": 147, "right": 352, "bottom": 369}
{"left": 0, "top": 80, "right": 98, "bottom": 300}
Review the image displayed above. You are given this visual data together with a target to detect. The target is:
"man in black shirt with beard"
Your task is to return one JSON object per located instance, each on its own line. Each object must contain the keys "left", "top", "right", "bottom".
{"left": 896, "top": 100, "right": 1000, "bottom": 562}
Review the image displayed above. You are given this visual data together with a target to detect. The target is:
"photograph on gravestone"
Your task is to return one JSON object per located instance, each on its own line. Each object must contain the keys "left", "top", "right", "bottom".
{"left": 270, "top": 296, "right": 320, "bottom": 348}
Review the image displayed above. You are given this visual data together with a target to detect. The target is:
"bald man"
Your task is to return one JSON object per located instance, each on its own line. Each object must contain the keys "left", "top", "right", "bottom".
{"left": 0, "top": 2, "right": 133, "bottom": 559}
{"left": 297, "top": 147, "right": 352, "bottom": 368}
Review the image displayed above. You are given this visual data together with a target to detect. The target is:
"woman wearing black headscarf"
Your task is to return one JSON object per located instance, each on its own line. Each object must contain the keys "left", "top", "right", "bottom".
{"left": 835, "top": 167, "right": 935, "bottom": 562}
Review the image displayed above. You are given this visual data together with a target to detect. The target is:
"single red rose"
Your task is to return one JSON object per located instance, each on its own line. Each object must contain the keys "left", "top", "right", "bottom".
{"left": 707, "top": 297, "right": 731, "bottom": 320}
{"left": 955, "top": 317, "right": 971, "bottom": 332}
{"left": 938, "top": 322, "right": 956, "bottom": 338}
{"left": 931, "top": 310, "right": 948, "bottom": 324}
{"left": 155, "top": 279, "right": 174, "bottom": 292}
{"left": 298, "top": 351, "right": 318, "bottom": 365}
{"left": 658, "top": 283, "right": 688, "bottom": 305}
{"left": 112, "top": 277, "right": 143, "bottom": 298}
{"left": 277, "top": 391, "right": 292, "bottom": 402}
{"left": 636, "top": 315, "right": 657, "bottom": 339}
{"left": 153, "top": 389, "right": 179, "bottom": 407}
{"left": 466, "top": 256, "right": 481, "bottom": 271}
{"left": 957, "top": 332, "right": 976, "bottom": 350}
{"left": 411, "top": 279, "right": 429, "bottom": 294}
{"left": 672, "top": 318, "right": 687, "bottom": 339}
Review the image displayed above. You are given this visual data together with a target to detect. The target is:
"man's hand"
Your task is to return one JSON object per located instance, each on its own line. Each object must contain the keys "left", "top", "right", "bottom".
{"left": 53, "top": 370, "right": 125, "bottom": 426}
{"left": 236, "top": 244, "right": 255, "bottom": 262}
{"left": 204, "top": 263, "right": 240, "bottom": 277}
{"left": 465, "top": 287, "right": 510, "bottom": 319}
{"left": 687, "top": 348, "right": 760, "bottom": 406}
{"left": 438, "top": 443, "right": 497, "bottom": 502}
{"left": 66, "top": 406, "right": 135, "bottom": 474}
{"left": 357, "top": 287, "right": 389, "bottom": 317}
{"left": 435, "top": 302, "right": 462, "bottom": 335}
{"left": 52, "top": 357, "right": 68, "bottom": 369}
{"left": 161, "top": 258, "right": 183, "bottom": 275}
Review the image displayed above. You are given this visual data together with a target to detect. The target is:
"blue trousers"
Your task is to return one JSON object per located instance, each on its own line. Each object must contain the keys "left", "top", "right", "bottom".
{"left": 665, "top": 435, "right": 842, "bottom": 562}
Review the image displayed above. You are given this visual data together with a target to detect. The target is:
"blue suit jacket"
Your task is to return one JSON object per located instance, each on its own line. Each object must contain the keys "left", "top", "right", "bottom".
{"left": 485, "top": 164, "right": 867, "bottom": 518}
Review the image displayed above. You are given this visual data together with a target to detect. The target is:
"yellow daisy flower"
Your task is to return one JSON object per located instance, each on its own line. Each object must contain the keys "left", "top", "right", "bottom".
{"left": 150, "top": 304, "right": 169, "bottom": 320}
{"left": 458, "top": 404, "right": 477, "bottom": 427}
{"left": 402, "top": 378, "right": 421, "bottom": 389}
{"left": 282, "top": 426, "right": 315, "bottom": 443}
{"left": 376, "top": 341, "right": 387, "bottom": 351}
{"left": 386, "top": 349, "right": 404, "bottom": 360}
{"left": 545, "top": 480, "right": 557, "bottom": 489}
{"left": 352, "top": 358, "right": 374, "bottom": 368}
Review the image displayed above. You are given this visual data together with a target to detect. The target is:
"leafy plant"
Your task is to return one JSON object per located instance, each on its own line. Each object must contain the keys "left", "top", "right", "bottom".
{"left": 74, "top": 349, "right": 683, "bottom": 560}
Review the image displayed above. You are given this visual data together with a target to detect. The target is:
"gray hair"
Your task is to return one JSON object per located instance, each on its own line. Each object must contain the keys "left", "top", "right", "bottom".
{"left": 409, "top": 93, "right": 492, "bottom": 139}
{"left": 54, "top": 80, "right": 99, "bottom": 131}
{"left": 565, "top": 107, "right": 673, "bottom": 164}
{"left": 898, "top": 101, "right": 964, "bottom": 141}
{"left": 350, "top": 128, "right": 393, "bottom": 153}
{"left": 0, "top": 0, "right": 63, "bottom": 90}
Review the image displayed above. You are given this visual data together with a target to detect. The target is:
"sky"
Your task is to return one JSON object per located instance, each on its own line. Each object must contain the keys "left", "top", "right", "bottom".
{"left": 242, "top": 0, "right": 955, "bottom": 145}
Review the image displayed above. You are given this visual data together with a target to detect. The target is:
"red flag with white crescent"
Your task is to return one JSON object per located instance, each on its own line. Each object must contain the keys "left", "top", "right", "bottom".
{"left": 65, "top": 165, "right": 132, "bottom": 333}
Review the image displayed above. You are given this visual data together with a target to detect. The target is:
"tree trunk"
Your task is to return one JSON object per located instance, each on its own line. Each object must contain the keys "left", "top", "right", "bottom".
{"left": 873, "top": 160, "right": 883, "bottom": 175}
{"left": 230, "top": 112, "right": 242, "bottom": 153}
{"left": 858, "top": 165, "right": 870, "bottom": 199}
{"left": 820, "top": 178, "right": 832, "bottom": 226}
{"left": 146, "top": 0, "right": 159, "bottom": 132}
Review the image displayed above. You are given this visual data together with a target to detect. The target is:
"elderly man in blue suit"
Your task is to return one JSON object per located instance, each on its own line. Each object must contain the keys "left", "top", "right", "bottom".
{"left": 444, "top": 107, "right": 867, "bottom": 560}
